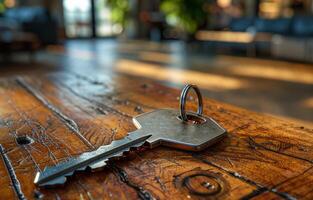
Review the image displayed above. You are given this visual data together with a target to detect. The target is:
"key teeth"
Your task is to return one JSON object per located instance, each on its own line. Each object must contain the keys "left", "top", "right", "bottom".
{"left": 76, "top": 166, "right": 88, "bottom": 172}
{"left": 38, "top": 175, "right": 67, "bottom": 188}
{"left": 64, "top": 171, "right": 74, "bottom": 176}
{"left": 35, "top": 135, "right": 150, "bottom": 187}
{"left": 37, "top": 144, "right": 142, "bottom": 187}
{"left": 89, "top": 160, "right": 108, "bottom": 171}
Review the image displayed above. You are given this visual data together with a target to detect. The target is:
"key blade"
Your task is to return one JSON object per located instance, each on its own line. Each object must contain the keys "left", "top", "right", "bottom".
{"left": 34, "top": 132, "right": 151, "bottom": 187}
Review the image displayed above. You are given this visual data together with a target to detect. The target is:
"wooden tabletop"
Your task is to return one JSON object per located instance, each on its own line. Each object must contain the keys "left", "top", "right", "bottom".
{"left": 0, "top": 72, "right": 312, "bottom": 200}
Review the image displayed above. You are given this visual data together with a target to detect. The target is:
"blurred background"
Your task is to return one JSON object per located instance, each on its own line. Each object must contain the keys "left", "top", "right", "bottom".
{"left": 0, "top": 0, "right": 312, "bottom": 124}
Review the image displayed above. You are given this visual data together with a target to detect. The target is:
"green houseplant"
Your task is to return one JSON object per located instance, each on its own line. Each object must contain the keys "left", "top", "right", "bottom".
{"left": 105, "top": 0, "right": 129, "bottom": 28}
{"left": 0, "top": 0, "right": 6, "bottom": 15}
{"left": 105, "top": 0, "right": 207, "bottom": 38}
{"left": 160, "top": 0, "right": 207, "bottom": 34}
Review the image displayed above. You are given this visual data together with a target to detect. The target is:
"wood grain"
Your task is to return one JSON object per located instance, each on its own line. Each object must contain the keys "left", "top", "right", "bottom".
{"left": 0, "top": 72, "right": 312, "bottom": 199}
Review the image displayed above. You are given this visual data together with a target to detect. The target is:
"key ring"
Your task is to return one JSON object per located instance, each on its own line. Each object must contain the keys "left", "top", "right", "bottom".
{"left": 179, "top": 84, "right": 203, "bottom": 122}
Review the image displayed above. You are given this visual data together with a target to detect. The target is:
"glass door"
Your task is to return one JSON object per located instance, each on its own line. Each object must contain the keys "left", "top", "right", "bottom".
{"left": 96, "top": 0, "right": 115, "bottom": 36}
{"left": 63, "top": 0, "right": 92, "bottom": 38}
{"left": 63, "top": 0, "right": 119, "bottom": 38}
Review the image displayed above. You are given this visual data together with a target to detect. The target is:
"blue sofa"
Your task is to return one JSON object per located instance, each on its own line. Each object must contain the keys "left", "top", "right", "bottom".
{"left": 198, "top": 16, "right": 313, "bottom": 62}
{"left": 2, "top": 7, "right": 58, "bottom": 45}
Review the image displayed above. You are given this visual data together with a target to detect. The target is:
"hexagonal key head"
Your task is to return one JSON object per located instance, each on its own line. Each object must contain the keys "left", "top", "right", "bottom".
{"left": 133, "top": 109, "right": 226, "bottom": 151}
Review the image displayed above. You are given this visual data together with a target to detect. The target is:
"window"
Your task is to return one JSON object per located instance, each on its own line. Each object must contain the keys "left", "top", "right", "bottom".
{"left": 63, "top": 0, "right": 118, "bottom": 38}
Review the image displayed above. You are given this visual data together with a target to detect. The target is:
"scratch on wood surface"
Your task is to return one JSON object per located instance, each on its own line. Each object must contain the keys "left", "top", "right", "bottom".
{"left": 0, "top": 144, "right": 26, "bottom": 200}
{"left": 110, "top": 163, "right": 156, "bottom": 200}
{"left": 247, "top": 136, "right": 312, "bottom": 164}
{"left": 16, "top": 77, "right": 94, "bottom": 149}
{"left": 240, "top": 187, "right": 267, "bottom": 200}
{"left": 23, "top": 147, "right": 41, "bottom": 171}
{"left": 76, "top": 180, "right": 95, "bottom": 200}
{"left": 155, "top": 176, "right": 167, "bottom": 192}
{"left": 226, "top": 157, "right": 234, "bottom": 167}
{"left": 273, "top": 165, "right": 313, "bottom": 191}
{"left": 57, "top": 80, "right": 133, "bottom": 119}
{"left": 62, "top": 73, "right": 155, "bottom": 114}
{"left": 228, "top": 123, "right": 251, "bottom": 134}
{"left": 110, "top": 128, "right": 118, "bottom": 141}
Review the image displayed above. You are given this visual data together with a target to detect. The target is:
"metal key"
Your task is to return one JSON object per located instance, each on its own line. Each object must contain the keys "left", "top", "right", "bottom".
{"left": 34, "top": 84, "right": 226, "bottom": 187}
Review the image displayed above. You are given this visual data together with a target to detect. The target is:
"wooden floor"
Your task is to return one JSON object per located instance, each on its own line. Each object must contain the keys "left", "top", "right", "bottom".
{"left": 0, "top": 39, "right": 312, "bottom": 125}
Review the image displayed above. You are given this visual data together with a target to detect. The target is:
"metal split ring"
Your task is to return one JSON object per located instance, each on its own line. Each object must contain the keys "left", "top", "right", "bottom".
{"left": 179, "top": 84, "right": 203, "bottom": 122}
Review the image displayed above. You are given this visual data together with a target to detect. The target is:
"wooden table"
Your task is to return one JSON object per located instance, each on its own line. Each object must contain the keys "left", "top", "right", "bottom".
{"left": 0, "top": 72, "right": 312, "bottom": 200}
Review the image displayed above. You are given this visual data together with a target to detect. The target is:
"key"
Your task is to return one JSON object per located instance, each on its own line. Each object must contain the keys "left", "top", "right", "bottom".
{"left": 34, "top": 84, "right": 227, "bottom": 187}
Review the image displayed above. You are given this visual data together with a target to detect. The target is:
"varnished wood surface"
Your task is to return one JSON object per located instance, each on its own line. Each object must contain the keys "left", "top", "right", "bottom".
{"left": 0, "top": 71, "right": 312, "bottom": 200}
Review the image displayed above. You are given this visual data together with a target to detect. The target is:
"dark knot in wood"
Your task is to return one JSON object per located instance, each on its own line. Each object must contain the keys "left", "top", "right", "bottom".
{"left": 183, "top": 174, "right": 221, "bottom": 195}
{"left": 175, "top": 168, "right": 229, "bottom": 197}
